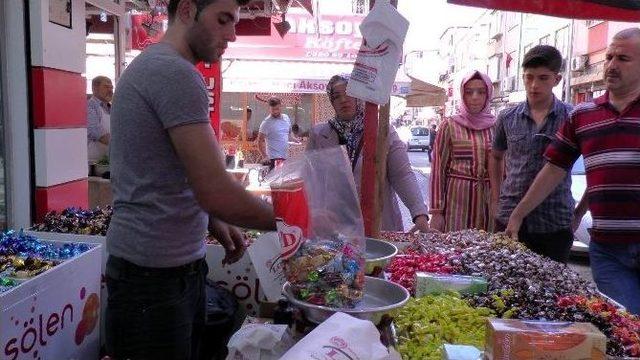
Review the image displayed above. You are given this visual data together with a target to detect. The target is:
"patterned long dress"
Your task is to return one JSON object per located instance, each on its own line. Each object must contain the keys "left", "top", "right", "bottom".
{"left": 430, "top": 120, "right": 495, "bottom": 232}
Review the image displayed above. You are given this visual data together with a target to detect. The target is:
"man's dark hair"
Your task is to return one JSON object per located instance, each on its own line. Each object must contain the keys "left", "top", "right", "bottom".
{"left": 167, "top": 0, "right": 250, "bottom": 22}
{"left": 522, "top": 45, "right": 563, "bottom": 73}
{"left": 268, "top": 97, "right": 281, "bottom": 107}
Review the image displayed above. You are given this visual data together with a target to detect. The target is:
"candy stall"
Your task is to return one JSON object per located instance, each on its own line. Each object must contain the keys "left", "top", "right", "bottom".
{"left": 17, "top": 207, "right": 640, "bottom": 359}
{"left": 0, "top": 230, "right": 101, "bottom": 360}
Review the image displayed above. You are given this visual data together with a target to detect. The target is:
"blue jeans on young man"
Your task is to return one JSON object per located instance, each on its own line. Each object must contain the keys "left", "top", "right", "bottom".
{"left": 589, "top": 241, "right": 640, "bottom": 315}
{"left": 105, "top": 255, "right": 208, "bottom": 359}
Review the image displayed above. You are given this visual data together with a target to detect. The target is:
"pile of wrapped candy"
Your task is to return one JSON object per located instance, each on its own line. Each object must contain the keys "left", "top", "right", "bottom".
{"left": 394, "top": 293, "right": 493, "bottom": 360}
{"left": 287, "top": 235, "right": 364, "bottom": 308}
{"left": 386, "top": 252, "right": 457, "bottom": 295}
{"left": 31, "top": 206, "right": 112, "bottom": 236}
{"left": 0, "top": 230, "right": 91, "bottom": 293}
{"left": 556, "top": 295, "right": 640, "bottom": 357}
{"left": 385, "top": 229, "right": 639, "bottom": 358}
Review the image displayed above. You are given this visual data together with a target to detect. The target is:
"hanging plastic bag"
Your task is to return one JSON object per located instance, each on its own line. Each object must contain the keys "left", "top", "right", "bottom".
{"left": 346, "top": 0, "right": 409, "bottom": 105}
{"left": 269, "top": 147, "right": 365, "bottom": 308}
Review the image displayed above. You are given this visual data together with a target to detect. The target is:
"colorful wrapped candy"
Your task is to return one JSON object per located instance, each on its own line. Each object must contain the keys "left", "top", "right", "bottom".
{"left": 0, "top": 277, "right": 18, "bottom": 293}
{"left": 0, "top": 230, "right": 91, "bottom": 281}
{"left": 0, "top": 230, "right": 90, "bottom": 260}
{"left": 287, "top": 236, "right": 364, "bottom": 308}
{"left": 9, "top": 256, "right": 58, "bottom": 278}
{"left": 270, "top": 149, "right": 367, "bottom": 309}
{"left": 31, "top": 206, "right": 112, "bottom": 236}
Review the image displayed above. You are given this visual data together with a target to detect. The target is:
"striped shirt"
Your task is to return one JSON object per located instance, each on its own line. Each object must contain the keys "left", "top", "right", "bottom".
{"left": 493, "top": 97, "right": 574, "bottom": 233}
{"left": 545, "top": 92, "right": 640, "bottom": 244}
{"left": 429, "top": 120, "right": 495, "bottom": 232}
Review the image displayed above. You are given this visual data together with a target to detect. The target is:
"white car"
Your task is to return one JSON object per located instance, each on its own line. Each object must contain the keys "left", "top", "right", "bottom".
{"left": 407, "top": 127, "right": 431, "bottom": 152}
{"left": 571, "top": 156, "right": 591, "bottom": 256}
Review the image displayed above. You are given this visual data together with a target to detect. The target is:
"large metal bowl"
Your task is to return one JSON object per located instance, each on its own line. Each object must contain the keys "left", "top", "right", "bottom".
{"left": 283, "top": 276, "right": 410, "bottom": 325}
{"left": 365, "top": 237, "right": 398, "bottom": 276}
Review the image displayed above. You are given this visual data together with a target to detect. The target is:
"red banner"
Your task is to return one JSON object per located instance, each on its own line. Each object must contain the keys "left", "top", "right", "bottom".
{"left": 130, "top": 14, "right": 167, "bottom": 51}
{"left": 448, "top": 0, "right": 640, "bottom": 22}
{"left": 197, "top": 62, "right": 222, "bottom": 140}
{"left": 225, "top": 9, "right": 364, "bottom": 62}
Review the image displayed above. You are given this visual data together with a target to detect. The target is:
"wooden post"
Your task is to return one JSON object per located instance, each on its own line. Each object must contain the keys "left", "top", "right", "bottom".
{"left": 361, "top": 102, "right": 380, "bottom": 237}
{"left": 360, "top": 0, "right": 396, "bottom": 238}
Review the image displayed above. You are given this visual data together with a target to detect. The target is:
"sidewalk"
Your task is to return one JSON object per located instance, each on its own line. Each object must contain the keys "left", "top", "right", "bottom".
{"left": 398, "top": 167, "right": 430, "bottom": 231}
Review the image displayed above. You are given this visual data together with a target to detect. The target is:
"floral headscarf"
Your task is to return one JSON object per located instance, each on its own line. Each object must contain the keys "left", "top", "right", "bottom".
{"left": 327, "top": 74, "right": 366, "bottom": 165}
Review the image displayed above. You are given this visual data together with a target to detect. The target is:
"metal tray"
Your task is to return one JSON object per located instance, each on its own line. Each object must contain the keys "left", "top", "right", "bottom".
{"left": 283, "top": 276, "right": 409, "bottom": 325}
{"left": 365, "top": 237, "right": 398, "bottom": 276}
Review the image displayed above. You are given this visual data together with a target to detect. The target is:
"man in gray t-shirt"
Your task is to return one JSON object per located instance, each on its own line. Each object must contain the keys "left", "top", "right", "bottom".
{"left": 258, "top": 97, "right": 293, "bottom": 166}
{"left": 105, "top": 0, "right": 274, "bottom": 358}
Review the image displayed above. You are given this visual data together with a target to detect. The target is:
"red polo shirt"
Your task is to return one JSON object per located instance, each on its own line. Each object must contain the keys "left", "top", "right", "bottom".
{"left": 545, "top": 92, "right": 640, "bottom": 244}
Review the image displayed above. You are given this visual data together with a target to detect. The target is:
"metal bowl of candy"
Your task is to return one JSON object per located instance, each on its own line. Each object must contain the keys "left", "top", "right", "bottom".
{"left": 283, "top": 276, "right": 410, "bottom": 325}
{"left": 365, "top": 238, "right": 398, "bottom": 276}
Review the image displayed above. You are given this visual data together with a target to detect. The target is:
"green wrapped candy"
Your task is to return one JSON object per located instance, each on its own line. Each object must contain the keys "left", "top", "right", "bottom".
{"left": 394, "top": 293, "right": 493, "bottom": 360}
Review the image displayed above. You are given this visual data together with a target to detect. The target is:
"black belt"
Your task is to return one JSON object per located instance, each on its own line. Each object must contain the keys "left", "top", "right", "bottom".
{"left": 108, "top": 255, "right": 205, "bottom": 278}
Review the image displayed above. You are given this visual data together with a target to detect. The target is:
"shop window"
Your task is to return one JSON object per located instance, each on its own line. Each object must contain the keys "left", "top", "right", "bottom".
{"left": 220, "top": 92, "right": 245, "bottom": 142}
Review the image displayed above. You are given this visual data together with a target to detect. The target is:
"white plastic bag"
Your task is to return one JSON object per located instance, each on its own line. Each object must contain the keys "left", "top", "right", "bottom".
{"left": 279, "top": 312, "right": 393, "bottom": 360}
{"left": 346, "top": 0, "right": 409, "bottom": 105}
{"left": 269, "top": 148, "right": 366, "bottom": 308}
{"left": 225, "top": 323, "right": 295, "bottom": 360}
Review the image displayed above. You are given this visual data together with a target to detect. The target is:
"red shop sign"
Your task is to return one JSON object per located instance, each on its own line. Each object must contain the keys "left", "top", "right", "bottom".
{"left": 225, "top": 8, "right": 364, "bottom": 62}
{"left": 197, "top": 62, "right": 222, "bottom": 140}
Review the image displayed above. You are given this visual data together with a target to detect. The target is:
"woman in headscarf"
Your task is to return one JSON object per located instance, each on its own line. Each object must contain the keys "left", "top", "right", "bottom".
{"left": 429, "top": 70, "right": 497, "bottom": 232}
{"left": 307, "top": 74, "right": 430, "bottom": 232}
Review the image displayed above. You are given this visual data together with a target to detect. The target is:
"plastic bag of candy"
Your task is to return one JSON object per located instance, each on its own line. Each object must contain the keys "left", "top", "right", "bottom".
{"left": 269, "top": 147, "right": 365, "bottom": 308}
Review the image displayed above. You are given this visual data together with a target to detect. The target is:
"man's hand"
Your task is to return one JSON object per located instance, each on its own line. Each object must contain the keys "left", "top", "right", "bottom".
{"left": 505, "top": 214, "right": 523, "bottom": 240}
{"left": 408, "top": 215, "right": 430, "bottom": 233}
{"left": 571, "top": 209, "right": 586, "bottom": 233}
{"left": 429, "top": 214, "right": 445, "bottom": 232}
{"left": 209, "top": 218, "right": 246, "bottom": 265}
{"left": 572, "top": 192, "right": 589, "bottom": 233}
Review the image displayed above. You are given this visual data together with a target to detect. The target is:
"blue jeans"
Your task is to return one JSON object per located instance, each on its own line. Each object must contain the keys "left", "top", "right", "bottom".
{"left": 589, "top": 241, "right": 640, "bottom": 315}
{"left": 105, "top": 255, "right": 208, "bottom": 359}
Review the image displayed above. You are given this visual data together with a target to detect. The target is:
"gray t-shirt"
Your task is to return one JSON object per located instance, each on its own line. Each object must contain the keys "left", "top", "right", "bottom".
{"left": 107, "top": 43, "right": 210, "bottom": 268}
{"left": 259, "top": 114, "right": 291, "bottom": 159}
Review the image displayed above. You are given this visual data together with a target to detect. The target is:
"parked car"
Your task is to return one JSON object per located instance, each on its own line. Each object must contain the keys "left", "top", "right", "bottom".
{"left": 571, "top": 156, "right": 591, "bottom": 256}
{"left": 407, "top": 127, "right": 430, "bottom": 151}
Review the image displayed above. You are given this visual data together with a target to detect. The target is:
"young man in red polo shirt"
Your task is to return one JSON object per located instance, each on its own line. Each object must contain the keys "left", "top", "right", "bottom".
{"left": 505, "top": 28, "right": 640, "bottom": 314}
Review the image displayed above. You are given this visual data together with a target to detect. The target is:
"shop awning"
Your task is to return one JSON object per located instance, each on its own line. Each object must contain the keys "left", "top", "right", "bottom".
{"left": 221, "top": 59, "right": 411, "bottom": 95}
{"left": 404, "top": 76, "right": 447, "bottom": 107}
{"left": 447, "top": 0, "right": 640, "bottom": 22}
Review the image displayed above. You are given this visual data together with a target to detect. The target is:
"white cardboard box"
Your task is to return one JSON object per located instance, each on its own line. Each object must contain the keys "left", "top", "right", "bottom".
{"left": 26, "top": 232, "right": 271, "bottom": 318}
{"left": 25, "top": 231, "right": 108, "bottom": 348}
{"left": 205, "top": 244, "right": 268, "bottom": 317}
{"left": 0, "top": 241, "right": 102, "bottom": 360}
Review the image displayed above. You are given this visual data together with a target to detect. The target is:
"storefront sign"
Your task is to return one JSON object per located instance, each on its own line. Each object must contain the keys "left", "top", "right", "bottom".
{"left": 197, "top": 62, "right": 222, "bottom": 139}
{"left": 224, "top": 77, "right": 410, "bottom": 95}
{"left": 225, "top": 9, "right": 364, "bottom": 62}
